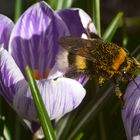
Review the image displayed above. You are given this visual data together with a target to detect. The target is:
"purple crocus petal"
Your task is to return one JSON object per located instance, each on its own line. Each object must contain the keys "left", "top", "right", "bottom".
{"left": 76, "top": 75, "right": 88, "bottom": 86}
{"left": 122, "top": 76, "right": 140, "bottom": 139}
{"left": 13, "top": 77, "right": 86, "bottom": 121}
{"left": 57, "top": 8, "right": 97, "bottom": 37}
{"left": 0, "top": 14, "right": 14, "bottom": 50}
{"left": 9, "top": 1, "right": 69, "bottom": 77}
{"left": 0, "top": 49, "right": 24, "bottom": 105}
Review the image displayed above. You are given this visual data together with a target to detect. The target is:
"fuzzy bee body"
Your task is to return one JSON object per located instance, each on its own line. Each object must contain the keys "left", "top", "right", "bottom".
{"left": 58, "top": 35, "right": 140, "bottom": 99}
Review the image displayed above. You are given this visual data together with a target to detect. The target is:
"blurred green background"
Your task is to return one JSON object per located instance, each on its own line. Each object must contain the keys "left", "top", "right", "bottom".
{"left": 0, "top": 0, "right": 140, "bottom": 140}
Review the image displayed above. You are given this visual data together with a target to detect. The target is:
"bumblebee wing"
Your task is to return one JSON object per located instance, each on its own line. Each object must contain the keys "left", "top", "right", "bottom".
{"left": 59, "top": 36, "right": 96, "bottom": 60}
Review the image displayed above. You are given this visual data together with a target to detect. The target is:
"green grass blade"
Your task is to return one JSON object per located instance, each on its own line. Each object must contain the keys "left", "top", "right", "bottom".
{"left": 74, "top": 132, "right": 84, "bottom": 140}
{"left": 0, "top": 115, "right": 11, "bottom": 140}
{"left": 26, "top": 66, "right": 56, "bottom": 140}
{"left": 47, "top": 0, "right": 57, "bottom": 9}
{"left": 63, "top": 0, "right": 73, "bottom": 8}
{"left": 56, "top": 115, "right": 70, "bottom": 139}
{"left": 56, "top": 0, "right": 64, "bottom": 9}
{"left": 57, "top": 111, "right": 79, "bottom": 140}
{"left": 56, "top": 0, "right": 73, "bottom": 9}
{"left": 93, "top": 0, "right": 101, "bottom": 36}
{"left": 14, "top": 0, "right": 22, "bottom": 22}
{"left": 102, "top": 12, "right": 123, "bottom": 41}
{"left": 122, "top": 19, "right": 128, "bottom": 47}
{"left": 4, "top": 124, "right": 12, "bottom": 140}
{"left": 0, "top": 115, "right": 5, "bottom": 137}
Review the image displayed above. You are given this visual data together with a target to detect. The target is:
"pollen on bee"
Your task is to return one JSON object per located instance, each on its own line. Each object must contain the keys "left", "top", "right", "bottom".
{"left": 75, "top": 55, "right": 87, "bottom": 69}
{"left": 111, "top": 48, "right": 127, "bottom": 71}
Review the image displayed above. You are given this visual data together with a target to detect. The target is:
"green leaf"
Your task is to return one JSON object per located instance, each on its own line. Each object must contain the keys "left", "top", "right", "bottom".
{"left": 122, "top": 20, "right": 128, "bottom": 48}
{"left": 93, "top": 0, "right": 101, "bottom": 36}
{"left": 3, "top": 124, "right": 11, "bottom": 140}
{"left": 26, "top": 66, "right": 56, "bottom": 140}
{"left": 46, "top": 0, "right": 57, "bottom": 10}
{"left": 0, "top": 115, "right": 5, "bottom": 137}
{"left": 56, "top": 0, "right": 64, "bottom": 9}
{"left": 47, "top": 0, "right": 73, "bottom": 10}
{"left": 63, "top": 0, "right": 73, "bottom": 8}
{"left": 102, "top": 12, "right": 123, "bottom": 41}
{"left": 74, "top": 132, "right": 84, "bottom": 140}
{"left": 56, "top": 113, "right": 77, "bottom": 140}
{"left": 0, "top": 115, "right": 11, "bottom": 140}
{"left": 56, "top": 115, "right": 70, "bottom": 139}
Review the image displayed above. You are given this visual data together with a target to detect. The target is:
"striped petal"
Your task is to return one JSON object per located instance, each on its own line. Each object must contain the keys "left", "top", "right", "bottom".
{"left": 0, "top": 49, "right": 24, "bottom": 105}
{"left": 9, "top": 1, "right": 69, "bottom": 77}
{"left": 13, "top": 77, "right": 86, "bottom": 121}
{"left": 122, "top": 76, "right": 140, "bottom": 139}
{"left": 57, "top": 8, "right": 97, "bottom": 37}
{"left": 0, "top": 14, "right": 14, "bottom": 49}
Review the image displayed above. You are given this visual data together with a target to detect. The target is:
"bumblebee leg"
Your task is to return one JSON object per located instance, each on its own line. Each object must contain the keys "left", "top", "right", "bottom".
{"left": 132, "top": 57, "right": 140, "bottom": 68}
{"left": 115, "top": 84, "right": 122, "bottom": 99}
{"left": 114, "top": 82, "right": 124, "bottom": 106}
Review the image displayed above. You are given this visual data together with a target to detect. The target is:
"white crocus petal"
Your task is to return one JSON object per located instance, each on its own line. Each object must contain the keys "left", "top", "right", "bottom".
{"left": 133, "top": 135, "right": 140, "bottom": 140}
{"left": 13, "top": 77, "right": 86, "bottom": 121}
{"left": 78, "top": 8, "right": 97, "bottom": 34}
{"left": 0, "top": 49, "right": 24, "bottom": 105}
{"left": 0, "top": 44, "right": 4, "bottom": 51}
{"left": 81, "top": 33, "right": 88, "bottom": 39}
{"left": 47, "top": 67, "right": 63, "bottom": 80}
{"left": 132, "top": 135, "right": 140, "bottom": 140}
{"left": 0, "top": 14, "right": 14, "bottom": 50}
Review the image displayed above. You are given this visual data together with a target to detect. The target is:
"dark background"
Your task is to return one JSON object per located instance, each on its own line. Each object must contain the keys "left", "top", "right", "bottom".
{"left": 0, "top": 0, "right": 140, "bottom": 140}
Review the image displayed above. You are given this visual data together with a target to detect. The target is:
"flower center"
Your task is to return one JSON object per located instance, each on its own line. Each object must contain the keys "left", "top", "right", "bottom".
{"left": 33, "top": 69, "right": 51, "bottom": 80}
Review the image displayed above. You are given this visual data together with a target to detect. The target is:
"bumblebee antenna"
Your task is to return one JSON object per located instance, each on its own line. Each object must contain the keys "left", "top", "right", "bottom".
{"left": 131, "top": 44, "right": 140, "bottom": 56}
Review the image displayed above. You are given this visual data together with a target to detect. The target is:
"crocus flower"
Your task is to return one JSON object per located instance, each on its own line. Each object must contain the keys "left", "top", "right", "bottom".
{"left": 122, "top": 76, "right": 140, "bottom": 140}
{"left": 0, "top": 1, "right": 96, "bottom": 128}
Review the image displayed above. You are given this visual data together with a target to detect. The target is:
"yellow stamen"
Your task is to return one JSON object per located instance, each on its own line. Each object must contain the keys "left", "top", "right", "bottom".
{"left": 33, "top": 68, "right": 51, "bottom": 80}
{"left": 33, "top": 69, "right": 41, "bottom": 80}
{"left": 45, "top": 68, "right": 51, "bottom": 78}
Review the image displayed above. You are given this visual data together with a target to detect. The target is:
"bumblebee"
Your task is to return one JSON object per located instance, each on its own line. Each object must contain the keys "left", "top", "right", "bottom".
{"left": 58, "top": 30, "right": 140, "bottom": 99}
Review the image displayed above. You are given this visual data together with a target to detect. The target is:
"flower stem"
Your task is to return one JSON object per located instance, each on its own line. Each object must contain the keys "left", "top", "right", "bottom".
{"left": 14, "top": 0, "right": 22, "bottom": 22}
